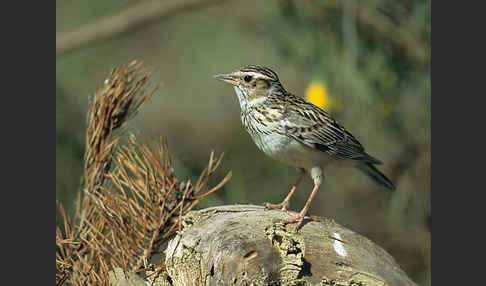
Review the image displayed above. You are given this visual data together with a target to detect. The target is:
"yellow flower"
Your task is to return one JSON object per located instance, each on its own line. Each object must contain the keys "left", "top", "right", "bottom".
{"left": 305, "top": 81, "right": 332, "bottom": 111}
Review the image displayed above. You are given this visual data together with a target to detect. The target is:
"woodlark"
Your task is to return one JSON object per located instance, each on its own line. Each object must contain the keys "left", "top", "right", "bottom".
{"left": 215, "top": 65, "right": 395, "bottom": 229}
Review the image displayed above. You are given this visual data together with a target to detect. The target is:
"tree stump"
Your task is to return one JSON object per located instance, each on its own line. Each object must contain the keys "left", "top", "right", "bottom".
{"left": 160, "top": 204, "right": 417, "bottom": 286}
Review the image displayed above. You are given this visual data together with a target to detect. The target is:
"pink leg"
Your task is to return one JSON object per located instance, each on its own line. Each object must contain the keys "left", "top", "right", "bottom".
{"left": 265, "top": 168, "right": 306, "bottom": 211}
{"left": 284, "top": 183, "right": 321, "bottom": 229}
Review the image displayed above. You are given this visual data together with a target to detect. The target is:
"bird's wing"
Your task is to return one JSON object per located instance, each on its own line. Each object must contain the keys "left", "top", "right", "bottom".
{"left": 278, "top": 95, "right": 381, "bottom": 163}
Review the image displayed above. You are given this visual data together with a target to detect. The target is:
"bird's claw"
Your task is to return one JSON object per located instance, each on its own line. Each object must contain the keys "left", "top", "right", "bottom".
{"left": 284, "top": 213, "right": 305, "bottom": 228}
{"left": 264, "top": 201, "right": 290, "bottom": 211}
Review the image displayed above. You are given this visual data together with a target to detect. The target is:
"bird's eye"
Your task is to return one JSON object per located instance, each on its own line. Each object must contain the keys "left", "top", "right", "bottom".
{"left": 244, "top": 75, "right": 252, "bottom": 82}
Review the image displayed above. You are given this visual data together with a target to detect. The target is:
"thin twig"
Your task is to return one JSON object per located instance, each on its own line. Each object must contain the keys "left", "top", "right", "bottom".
{"left": 56, "top": 0, "right": 227, "bottom": 56}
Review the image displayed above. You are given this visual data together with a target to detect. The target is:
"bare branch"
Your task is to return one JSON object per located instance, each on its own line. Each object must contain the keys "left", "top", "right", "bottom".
{"left": 56, "top": 0, "right": 227, "bottom": 56}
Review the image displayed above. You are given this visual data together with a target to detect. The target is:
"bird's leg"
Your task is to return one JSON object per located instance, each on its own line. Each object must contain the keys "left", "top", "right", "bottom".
{"left": 284, "top": 183, "right": 320, "bottom": 229}
{"left": 284, "top": 166, "right": 323, "bottom": 229}
{"left": 265, "top": 168, "right": 306, "bottom": 211}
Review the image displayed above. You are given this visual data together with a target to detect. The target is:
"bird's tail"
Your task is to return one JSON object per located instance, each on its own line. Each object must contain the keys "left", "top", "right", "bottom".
{"left": 356, "top": 162, "right": 396, "bottom": 191}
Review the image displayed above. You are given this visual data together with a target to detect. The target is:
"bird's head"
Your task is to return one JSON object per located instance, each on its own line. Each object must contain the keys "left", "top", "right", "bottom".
{"left": 214, "top": 65, "right": 284, "bottom": 109}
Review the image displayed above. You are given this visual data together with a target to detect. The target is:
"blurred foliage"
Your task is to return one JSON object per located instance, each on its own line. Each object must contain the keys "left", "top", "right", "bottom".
{"left": 56, "top": 0, "right": 430, "bottom": 285}
{"left": 56, "top": 84, "right": 84, "bottom": 214}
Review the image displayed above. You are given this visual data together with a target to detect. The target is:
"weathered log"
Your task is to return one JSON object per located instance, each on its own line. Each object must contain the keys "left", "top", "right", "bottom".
{"left": 110, "top": 204, "right": 417, "bottom": 286}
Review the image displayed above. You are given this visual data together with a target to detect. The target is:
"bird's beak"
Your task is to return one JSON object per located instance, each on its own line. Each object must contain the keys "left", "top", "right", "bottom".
{"left": 213, "top": 73, "right": 238, "bottom": 86}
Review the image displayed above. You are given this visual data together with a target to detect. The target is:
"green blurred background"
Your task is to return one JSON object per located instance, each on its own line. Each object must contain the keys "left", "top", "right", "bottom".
{"left": 56, "top": 0, "right": 430, "bottom": 285}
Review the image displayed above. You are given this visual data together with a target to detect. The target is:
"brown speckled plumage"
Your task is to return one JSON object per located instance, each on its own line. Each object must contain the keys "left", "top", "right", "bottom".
{"left": 215, "top": 65, "right": 395, "bottom": 229}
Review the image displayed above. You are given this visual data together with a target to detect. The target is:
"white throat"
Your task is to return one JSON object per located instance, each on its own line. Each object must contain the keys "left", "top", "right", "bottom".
{"left": 234, "top": 86, "right": 248, "bottom": 112}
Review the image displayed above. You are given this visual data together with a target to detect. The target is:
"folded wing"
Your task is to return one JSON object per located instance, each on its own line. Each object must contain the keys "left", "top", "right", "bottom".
{"left": 278, "top": 95, "right": 381, "bottom": 164}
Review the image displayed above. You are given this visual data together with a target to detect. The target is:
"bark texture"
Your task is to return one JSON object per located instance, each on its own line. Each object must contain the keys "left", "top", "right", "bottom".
{"left": 110, "top": 204, "right": 418, "bottom": 286}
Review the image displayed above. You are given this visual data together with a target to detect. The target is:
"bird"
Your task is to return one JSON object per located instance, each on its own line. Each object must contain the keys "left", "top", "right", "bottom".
{"left": 214, "top": 65, "right": 395, "bottom": 229}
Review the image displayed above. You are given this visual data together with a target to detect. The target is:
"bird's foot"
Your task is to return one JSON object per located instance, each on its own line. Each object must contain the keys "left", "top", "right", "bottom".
{"left": 283, "top": 207, "right": 315, "bottom": 230}
{"left": 264, "top": 200, "right": 290, "bottom": 212}
{"left": 283, "top": 212, "right": 306, "bottom": 229}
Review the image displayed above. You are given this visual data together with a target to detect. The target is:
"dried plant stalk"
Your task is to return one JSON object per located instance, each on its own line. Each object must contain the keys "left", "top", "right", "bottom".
{"left": 106, "top": 135, "right": 232, "bottom": 272}
{"left": 83, "top": 60, "right": 158, "bottom": 195}
{"left": 56, "top": 60, "right": 231, "bottom": 286}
